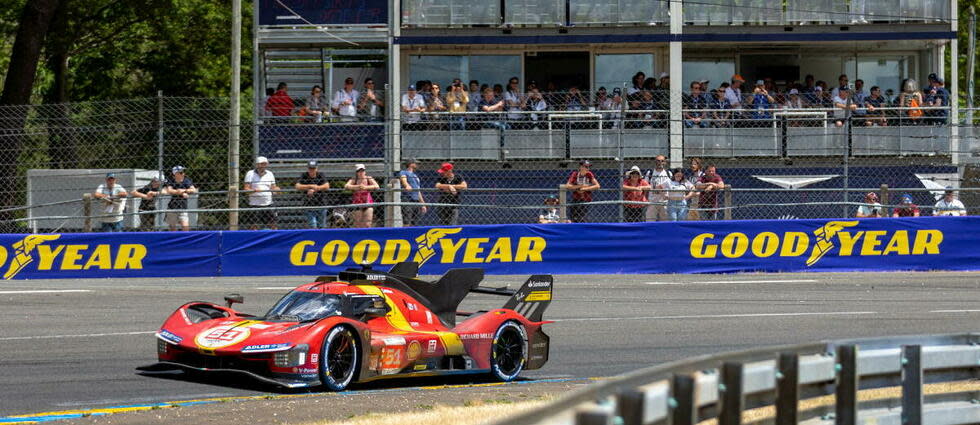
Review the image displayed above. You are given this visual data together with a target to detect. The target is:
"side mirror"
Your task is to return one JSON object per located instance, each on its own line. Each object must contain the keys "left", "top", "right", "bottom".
{"left": 224, "top": 293, "right": 244, "bottom": 308}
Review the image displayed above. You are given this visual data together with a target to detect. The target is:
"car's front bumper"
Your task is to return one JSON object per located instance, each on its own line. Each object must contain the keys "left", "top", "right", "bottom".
{"left": 137, "top": 361, "right": 320, "bottom": 389}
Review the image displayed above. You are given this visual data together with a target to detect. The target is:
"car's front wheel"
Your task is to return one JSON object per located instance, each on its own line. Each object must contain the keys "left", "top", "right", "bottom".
{"left": 319, "top": 326, "right": 359, "bottom": 391}
{"left": 489, "top": 321, "right": 527, "bottom": 382}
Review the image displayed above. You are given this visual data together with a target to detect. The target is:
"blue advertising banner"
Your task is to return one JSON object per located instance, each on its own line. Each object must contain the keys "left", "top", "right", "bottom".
{"left": 0, "top": 217, "right": 977, "bottom": 279}
{"left": 258, "top": 0, "right": 387, "bottom": 26}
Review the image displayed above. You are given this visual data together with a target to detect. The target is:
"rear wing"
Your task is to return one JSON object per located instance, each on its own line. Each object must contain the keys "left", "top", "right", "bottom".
{"left": 502, "top": 275, "right": 553, "bottom": 322}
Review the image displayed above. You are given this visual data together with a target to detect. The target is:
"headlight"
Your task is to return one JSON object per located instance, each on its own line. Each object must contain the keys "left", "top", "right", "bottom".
{"left": 274, "top": 344, "right": 309, "bottom": 367}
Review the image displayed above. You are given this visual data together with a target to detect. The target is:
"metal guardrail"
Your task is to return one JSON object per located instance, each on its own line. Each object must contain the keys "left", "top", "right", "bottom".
{"left": 502, "top": 333, "right": 980, "bottom": 425}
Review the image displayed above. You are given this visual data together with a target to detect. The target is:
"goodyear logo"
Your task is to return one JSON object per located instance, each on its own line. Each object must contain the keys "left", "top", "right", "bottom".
{"left": 288, "top": 228, "right": 547, "bottom": 267}
{"left": 1, "top": 234, "right": 147, "bottom": 279}
{"left": 689, "top": 221, "right": 943, "bottom": 266}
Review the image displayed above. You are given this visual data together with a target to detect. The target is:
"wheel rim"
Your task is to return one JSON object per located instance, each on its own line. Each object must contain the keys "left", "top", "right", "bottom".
{"left": 493, "top": 327, "right": 524, "bottom": 377}
{"left": 327, "top": 329, "right": 355, "bottom": 384}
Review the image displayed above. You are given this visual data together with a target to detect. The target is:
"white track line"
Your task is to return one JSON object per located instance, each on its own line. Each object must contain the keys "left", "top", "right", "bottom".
{"left": 930, "top": 309, "right": 980, "bottom": 313}
{"left": 0, "top": 331, "right": 154, "bottom": 341}
{"left": 644, "top": 279, "right": 818, "bottom": 285}
{"left": 555, "top": 311, "right": 876, "bottom": 322}
{"left": 0, "top": 289, "right": 92, "bottom": 294}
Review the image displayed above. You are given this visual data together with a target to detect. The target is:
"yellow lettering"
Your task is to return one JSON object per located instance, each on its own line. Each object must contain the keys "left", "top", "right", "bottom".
{"left": 321, "top": 240, "right": 349, "bottom": 266}
{"left": 114, "top": 244, "right": 146, "bottom": 269}
{"left": 751, "top": 232, "right": 779, "bottom": 258}
{"left": 352, "top": 240, "right": 381, "bottom": 264}
{"left": 515, "top": 237, "right": 546, "bottom": 262}
{"left": 439, "top": 238, "right": 466, "bottom": 263}
{"left": 60, "top": 245, "right": 87, "bottom": 270}
{"left": 289, "top": 241, "right": 317, "bottom": 266}
{"left": 381, "top": 240, "right": 411, "bottom": 264}
{"left": 836, "top": 231, "right": 864, "bottom": 256}
{"left": 860, "top": 231, "right": 887, "bottom": 255}
{"left": 780, "top": 232, "right": 809, "bottom": 257}
{"left": 485, "top": 238, "right": 513, "bottom": 263}
{"left": 690, "top": 233, "right": 717, "bottom": 258}
{"left": 912, "top": 230, "right": 943, "bottom": 255}
{"left": 0, "top": 246, "right": 7, "bottom": 269}
{"left": 36, "top": 245, "right": 65, "bottom": 270}
{"left": 83, "top": 245, "right": 112, "bottom": 270}
{"left": 721, "top": 233, "right": 749, "bottom": 258}
{"left": 462, "top": 238, "right": 490, "bottom": 263}
{"left": 882, "top": 231, "right": 911, "bottom": 255}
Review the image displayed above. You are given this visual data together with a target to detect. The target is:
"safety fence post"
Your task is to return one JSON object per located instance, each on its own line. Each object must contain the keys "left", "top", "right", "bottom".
{"left": 723, "top": 184, "right": 733, "bottom": 220}
{"left": 82, "top": 193, "right": 92, "bottom": 232}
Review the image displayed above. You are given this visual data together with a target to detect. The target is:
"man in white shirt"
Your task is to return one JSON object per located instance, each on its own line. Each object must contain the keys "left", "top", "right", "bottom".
{"left": 401, "top": 84, "right": 426, "bottom": 129}
{"left": 332, "top": 77, "right": 359, "bottom": 121}
{"left": 93, "top": 172, "right": 128, "bottom": 232}
{"left": 644, "top": 155, "right": 672, "bottom": 221}
{"left": 243, "top": 156, "right": 280, "bottom": 230}
{"left": 934, "top": 189, "right": 967, "bottom": 216}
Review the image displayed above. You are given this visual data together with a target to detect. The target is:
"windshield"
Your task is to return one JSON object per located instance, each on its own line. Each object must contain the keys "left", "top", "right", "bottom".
{"left": 265, "top": 291, "right": 341, "bottom": 322}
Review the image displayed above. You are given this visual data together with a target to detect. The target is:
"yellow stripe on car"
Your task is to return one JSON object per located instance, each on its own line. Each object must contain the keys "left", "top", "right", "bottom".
{"left": 356, "top": 285, "right": 465, "bottom": 355}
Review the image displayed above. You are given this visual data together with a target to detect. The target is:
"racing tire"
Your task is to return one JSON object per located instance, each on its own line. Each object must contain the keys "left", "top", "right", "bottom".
{"left": 489, "top": 321, "right": 527, "bottom": 382}
{"left": 319, "top": 326, "right": 360, "bottom": 391}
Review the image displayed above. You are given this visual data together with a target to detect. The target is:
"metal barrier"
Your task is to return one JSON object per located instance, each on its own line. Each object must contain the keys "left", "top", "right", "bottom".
{"left": 501, "top": 333, "right": 980, "bottom": 425}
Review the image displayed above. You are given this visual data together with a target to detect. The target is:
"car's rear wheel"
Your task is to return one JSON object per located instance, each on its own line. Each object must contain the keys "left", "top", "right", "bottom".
{"left": 489, "top": 321, "right": 527, "bottom": 382}
{"left": 320, "top": 326, "right": 359, "bottom": 391}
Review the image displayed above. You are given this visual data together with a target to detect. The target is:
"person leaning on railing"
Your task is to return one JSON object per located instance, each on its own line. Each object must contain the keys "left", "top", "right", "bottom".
{"left": 401, "top": 84, "right": 426, "bottom": 130}
{"left": 346, "top": 164, "right": 379, "bottom": 228}
{"left": 564, "top": 160, "right": 600, "bottom": 223}
{"left": 92, "top": 172, "right": 128, "bottom": 232}
{"left": 695, "top": 165, "right": 724, "bottom": 220}
{"left": 621, "top": 166, "right": 651, "bottom": 223}
{"left": 132, "top": 175, "right": 162, "bottom": 231}
{"left": 295, "top": 161, "right": 329, "bottom": 229}
{"left": 863, "top": 86, "right": 888, "bottom": 126}
{"left": 435, "top": 163, "right": 466, "bottom": 226}
{"left": 934, "top": 189, "right": 967, "bottom": 216}
{"left": 426, "top": 82, "right": 448, "bottom": 130}
{"left": 666, "top": 168, "right": 696, "bottom": 222}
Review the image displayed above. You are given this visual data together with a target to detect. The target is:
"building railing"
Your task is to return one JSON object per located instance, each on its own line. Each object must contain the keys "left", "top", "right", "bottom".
{"left": 497, "top": 333, "right": 980, "bottom": 425}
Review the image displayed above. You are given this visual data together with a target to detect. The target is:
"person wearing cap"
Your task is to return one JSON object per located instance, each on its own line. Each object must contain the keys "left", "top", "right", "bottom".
{"left": 892, "top": 194, "right": 920, "bottom": 217}
{"left": 538, "top": 195, "right": 568, "bottom": 224}
{"left": 332, "top": 77, "right": 360, "bottom": 121}
{"left": 163, "top": 166, "right": 197, "bottom": 231}
{"left": 296, "top": 161, "right": 329, "bottom": 228}
{"left": 346, "top": 164, "right": 380, "bottom": 228}
{"left": 398, "top": 158, "right": 427, "bottom": 226}
{"left": 784, "top": 88, "right": 803, "bottom": 109}
{"left": 401, "top": 85, "right": 426, "bottom": 129}
{"left": 855, "top": 192, "right": 882, "bottom": 218}
{"left": 564, "top": 160, "right": 600, "bottom": 223}
{"left": 435, "top": 163, "right": 467, "bottom": 226}
{"left": 748, "top": 79, "right": 775, "bottom": 120}
{"left": 243, "top": 156, "right": 280, "bottom": 230}
{"left": 724, "top": 74, "right": 744, "bottom": 110}
{"left": 621, "top": 166, "right": 651, "bottom": 223}
{"left": 92, "top": 172, "right": 128, "bottom": 232}
{"left": 925, "top": 74, "right": 949, "bottom": 125}
{"left": 934, "top": 189, "right": 966, "bottom": 216}
{"left": 132, "top": 175, "right": 163, "bottom": 231}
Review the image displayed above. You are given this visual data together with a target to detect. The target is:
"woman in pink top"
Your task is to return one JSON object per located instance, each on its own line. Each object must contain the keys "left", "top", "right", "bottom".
{"left": 345, "top": 164, "right": 379, "bottom": 228}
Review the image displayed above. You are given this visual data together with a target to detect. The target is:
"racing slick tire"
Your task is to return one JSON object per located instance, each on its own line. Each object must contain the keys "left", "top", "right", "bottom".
{"left": 319, "top": 326, "right": 360, "bottom": 391}
{"left": 489, "top": 320, "right": 527, "bottom": 382}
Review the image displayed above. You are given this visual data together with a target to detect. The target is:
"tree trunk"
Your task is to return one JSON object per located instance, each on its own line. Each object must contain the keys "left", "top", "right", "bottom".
{"left": 0, "top": 0, "right": 62, "bottom": 230}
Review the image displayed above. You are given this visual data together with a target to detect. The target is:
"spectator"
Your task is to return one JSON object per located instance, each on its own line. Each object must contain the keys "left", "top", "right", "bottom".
{"left": 92, "top": 172, "right": 128, "bottom": 232}
{"left": 435, "top": 162, "right": 467, "bottom": 225}
{"left": 565, "top": 159, "right": 600, "bottom": 223}
{"left": 645, "top": 155, "right": 671, "bottom": 221}
{"left": 523, "top": 87, "right": 549, "bottom": 125}
{"left": 357, "top": 78, "right": 384, "bottom": 122}
{"left": 749, "top": 80, "right": 775, "bottom": 120}
{"left": 301, "top": 85, "right": 326, "bottom": 122}
{"left": 898, "top": 78, "right": 924, "bottom": 125}
{"left": 467, "top": 80, "right": 481, "bottom": 112}
{"left": 666, "top": 168, "right": 695, "bottom": 221}
{"left": 628, "top": 72, "right": 646, "bottom": 97}
{"left": 504, "top": 76, "right": 523, "bottom": 123}
{"left": 565, "top": 86, "right": 588, "bottom": 112}
{"left": 812, "top": 85, "right": 833, "bottom": 108}
{"left": 934, "top": 188, "right": 967, "bottom": 216}
{"left": 244, "top": 156, "right": 280, "bottom": 230}
{"left": 864, "top": 86, "right": 887, "bottom": 126}
{"left": 710, "top": 88, "right": 732, "bottom": 127}
{"left": 685, "top": 157, "right": 704, "bottom": 220}
{"left": 492, "top": 84, "right": 504, "bottom": 102}
{"left": 784, "top": 89, "right": 804, "bottom": 109}
{"left": 637, "top": 90, "right": 658, "bottom": 128}
{"left": 802, "top": 74, "right": 817, "bottom": 104}
{"left": 345, "top": 164, "right": 379, "bottom": 228}
{"left": 478, "top": 87, "right": 506, "bottom": 130}
{"left": 595, "top": 86, "right": 609, "bottom": 110}
{"left": 925, "top": 74, "right": 949, "bottom": 125}
{"left": 295, "top": 161, "right": 329, "bottom": 229}
{"left": 332, "top": 77, "right": 359, "bottom": 121}
{"left": 724, "top": 74, "right": 745, "bottom": 110}
{"left": 684, "top": 81, "right": 709, "bottom": 128}
{"left": 892, "top": 194, "right": 920, "bottom": 217}
{"left": 265, "top": 82, "right": 293, "bottom": 117}
{"left": 427, "top": 82, "right": 447, "bottom": 114}
{"left": 538, "top": 195, "right": 568, "bottom": 224}
{"left": 164, "top": 165, "right": 197, "bottom": 231}
{"left": 132, "top": 175, "right": 162, "bottom": 231}
{"left": 401, "top": 85, "right": 426, "bottom": 130}
{"left": 654, "top": 73, "right": 670, "bottom": 112}
{"left": 831, "top": 74, "right": 849, "bottom": 98}
{"left": 622, "top": 166, "right": 651, "bottom": 223}
{"left": 832, "top": 86, "right": 857, "bottom": 127}
{"left": 446, "top": 79, "right": 469, "bottom": 131}
{"left": 696, "top": 164, "right": 724, "bottom": 220}
{"left": 398, "top": 158, "right": 427, "bottom": 227}
{"left": 852, "top": 79, "right": 867, "bottom": 105}
{"left": 855, "top": 192, "right": 883, "bottom": 218}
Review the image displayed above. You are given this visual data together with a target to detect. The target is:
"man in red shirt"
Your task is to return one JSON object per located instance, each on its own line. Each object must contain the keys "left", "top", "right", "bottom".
{"left": 565, "top": 160, "right": 600, "bottom": 223}
{"left": 696, "top": 164, "right": 724, "bottom": 220}
{"left": 265, "top": 82, "right": 294, "bottom": 117}
{"left": 892, "top": 194, "right": 920, "bottom": 217}
{"left": 621, "top": 166, "right": 651, "bottom": 222}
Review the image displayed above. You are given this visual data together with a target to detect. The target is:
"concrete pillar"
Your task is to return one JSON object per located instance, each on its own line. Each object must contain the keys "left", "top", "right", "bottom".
{"left": 669, "top": 0, "right": 684, "bottom": 169}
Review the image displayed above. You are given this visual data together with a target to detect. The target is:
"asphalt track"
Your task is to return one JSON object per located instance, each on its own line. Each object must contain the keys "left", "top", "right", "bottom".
{"left": 1, "top": 272, "right": 979, "bottom": 423}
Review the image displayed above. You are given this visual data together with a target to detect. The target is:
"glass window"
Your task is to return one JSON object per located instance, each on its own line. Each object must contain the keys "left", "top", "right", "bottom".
{"left": 856, "top": 56, "right": 912, "bottom": 94}
{"left": 469, "top": 55, "right": 521, "bottom": 88}
{"left": 799, "top": 56, "right": 843, "bottom": 86}
{"left": 683, "top": 58, "right": 735, "bottom": 91}
{"left": 409, "top": 56, "right": 465, "bottom": 88}
{"left": 408, "top": 55, "right": 520, "bottom": 89}
{"left": 595, "top": 54, "right": 654, "bottom": 92}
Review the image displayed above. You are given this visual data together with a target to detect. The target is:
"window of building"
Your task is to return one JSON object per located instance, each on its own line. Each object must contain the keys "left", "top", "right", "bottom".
{"left": 595, "top": 53, "right": 654, "bottom": 91}
{"left": 408, "top": 55, "right": 521, "bottom": 89}
{"left": 683, "top": 58, "right": 735, "bottom": 91}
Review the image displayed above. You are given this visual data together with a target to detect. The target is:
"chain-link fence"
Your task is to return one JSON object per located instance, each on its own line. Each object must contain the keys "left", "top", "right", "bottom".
{"left": 2, "top": 91, "right": 978, "bottom": 233}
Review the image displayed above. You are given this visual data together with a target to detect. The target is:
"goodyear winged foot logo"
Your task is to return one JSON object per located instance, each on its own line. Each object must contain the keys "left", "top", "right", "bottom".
{"left": 4, "top": 234, "right": 61, "bottom": 279}
{"left": 689, "top": 220, "right": 943, "bottom": 266}
{"left": 0, "top": 234, "right": 146, "bottom": 279}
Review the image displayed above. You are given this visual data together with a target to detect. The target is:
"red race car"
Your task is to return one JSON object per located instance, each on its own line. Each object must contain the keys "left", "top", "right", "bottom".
{"left": 140, "top": 262, "right": 552, "bottom": 390}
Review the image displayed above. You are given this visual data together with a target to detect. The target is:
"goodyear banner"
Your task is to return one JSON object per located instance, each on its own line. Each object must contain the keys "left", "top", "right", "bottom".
{"left": 0, "top": 217, "right": 977, "bottom": 279}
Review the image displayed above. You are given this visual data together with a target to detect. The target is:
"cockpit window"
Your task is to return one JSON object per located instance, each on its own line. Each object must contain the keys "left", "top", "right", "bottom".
{"left": 265, "top": 291, "right": 341, "bottom": 322}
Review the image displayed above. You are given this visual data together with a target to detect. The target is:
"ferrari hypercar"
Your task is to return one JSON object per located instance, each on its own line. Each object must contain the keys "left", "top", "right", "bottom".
{"left": 139, "top": 262, "right": 552, "bottom": 390}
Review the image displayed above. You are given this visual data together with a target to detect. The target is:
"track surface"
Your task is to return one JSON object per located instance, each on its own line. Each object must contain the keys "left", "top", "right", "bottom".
{"left": 1, "top": 272, "right": 979, "bottom": 420}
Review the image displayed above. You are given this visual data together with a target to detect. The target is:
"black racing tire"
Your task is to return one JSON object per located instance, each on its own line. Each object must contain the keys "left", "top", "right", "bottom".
{"left": 319, "top": 326, "right": 360, "bottom": 391}
{"left": 489, "top": 320, "right": 527, "bottom": 382}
